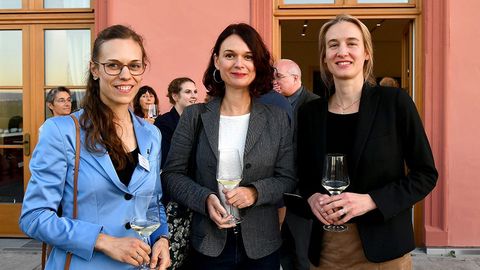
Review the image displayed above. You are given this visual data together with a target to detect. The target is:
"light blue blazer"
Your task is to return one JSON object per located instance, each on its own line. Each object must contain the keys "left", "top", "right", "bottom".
{"left": 19, "top": 109, "right": 167, "bottom": 270}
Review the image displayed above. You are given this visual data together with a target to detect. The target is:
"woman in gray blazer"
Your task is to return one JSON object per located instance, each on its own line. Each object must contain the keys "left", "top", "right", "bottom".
{"left": 162, "top": 23, "right": 296, "bottom": 269}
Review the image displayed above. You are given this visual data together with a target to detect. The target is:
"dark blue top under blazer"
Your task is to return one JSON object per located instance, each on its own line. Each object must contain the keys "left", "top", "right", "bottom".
{"left": 297, "top": 85, "right": 438, "bottom": 265}
{"left": 162, "top": 97, "right": 296, "bottom": 260}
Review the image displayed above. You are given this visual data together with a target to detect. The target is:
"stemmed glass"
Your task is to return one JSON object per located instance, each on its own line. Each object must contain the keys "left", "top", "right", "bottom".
{"left": 130, "top": 193, "right": 161, "bottom": 269}
{"left": 217, "top": 148, "right": 243, "bottom": 224}
{"left": 147, "top": 104, "right": 158, "bottom": 119}
{"left": 321, "top": 153, "right": 350, "bottom": 232}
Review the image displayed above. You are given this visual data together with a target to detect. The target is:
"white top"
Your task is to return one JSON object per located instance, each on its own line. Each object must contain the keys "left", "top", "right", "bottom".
{"left": 218, "top": 113, "right": 250, "bottom": 162}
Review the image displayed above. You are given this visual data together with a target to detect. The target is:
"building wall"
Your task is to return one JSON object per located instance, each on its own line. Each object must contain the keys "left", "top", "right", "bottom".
{"left": 444, "top": 0, "right": 480, "bottom": 246}
{"left": 97, "top": 0, "right": 251, "bottom": 114}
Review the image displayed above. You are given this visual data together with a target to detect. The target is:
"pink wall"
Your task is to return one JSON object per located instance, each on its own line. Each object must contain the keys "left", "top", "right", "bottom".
{"left": 98, "top": 0, "right": 250, "bottom": 114}
{"left": 445, "top": 0, "right": 480, "bottom": 246}
{"left": 424, "top": 0, "right": 480, "bottom": 247}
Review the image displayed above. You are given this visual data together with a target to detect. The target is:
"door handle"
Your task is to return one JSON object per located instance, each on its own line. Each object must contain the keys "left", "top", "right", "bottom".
{"left": 13, "top": 133, "right": 30, "bottom": 156}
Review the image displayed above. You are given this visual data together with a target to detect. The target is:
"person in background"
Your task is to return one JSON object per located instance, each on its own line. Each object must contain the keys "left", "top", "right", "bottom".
{"left": 379, "top": 76, "right": 400, "bottom": 88}
{"left": 297, "top": 14, "right": 438, "bottom": 269}
{"left": 46, "top": 86, "right": 72, "bottom": 116}
{"left": 162, "top": 23, "right": 296, "bottom": 269}
{"left": 19, "top": 24, "right": 170, "bottom": 270}
{"left": 154, "top": 77, "right": 198, "bottom": 168}
{"left": 273, "top": 58, "right": 319, "bottom": 270}
{"left": 133, "top": 85, "right": 159, "bottom": 124}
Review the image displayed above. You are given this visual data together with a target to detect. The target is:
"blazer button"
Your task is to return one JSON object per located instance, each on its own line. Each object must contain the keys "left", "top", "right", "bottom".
{"left": 125, "top": 222, "right": 131, "bottom": 230}
{"left": 124, "top": 193, "right": 133, "bottom": 200}
{"left": 245, "top": 163, "right": 251, "bottom": 169}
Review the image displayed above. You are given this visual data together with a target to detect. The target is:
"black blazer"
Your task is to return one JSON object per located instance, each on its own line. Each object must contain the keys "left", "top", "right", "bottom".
{"left": 297, "top": 85, "right": 438, "bottom": 264}
{"left": 154, "top": 107, "right": 180, "bottom": 168}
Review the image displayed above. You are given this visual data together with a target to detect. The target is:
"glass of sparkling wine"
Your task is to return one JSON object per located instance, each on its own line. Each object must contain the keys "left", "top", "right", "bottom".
{"left": 130, "top": 193, "right": 161, "bottom": 269}
{"left": 321, "top": 153, "right": 350, "bottom": 232}
{"left": 147, "top": 104, "right": 158, "bottom": 119}
{"left": 217, "top": 148, "right": 243, "bottom": 224}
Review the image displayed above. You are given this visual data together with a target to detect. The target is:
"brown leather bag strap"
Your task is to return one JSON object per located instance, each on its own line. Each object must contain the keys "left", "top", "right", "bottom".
{"left": 64, "top": 114, "right": 81, "bottom": 270}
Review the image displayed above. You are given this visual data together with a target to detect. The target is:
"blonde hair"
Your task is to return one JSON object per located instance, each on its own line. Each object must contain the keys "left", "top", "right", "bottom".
{"left": 318, "top": 14, "right": 375, "bottom": 90}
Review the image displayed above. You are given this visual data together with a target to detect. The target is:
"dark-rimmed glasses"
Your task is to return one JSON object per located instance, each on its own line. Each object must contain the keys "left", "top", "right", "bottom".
{"left": 93, "top": 60, "right": 146, "bottom": 76}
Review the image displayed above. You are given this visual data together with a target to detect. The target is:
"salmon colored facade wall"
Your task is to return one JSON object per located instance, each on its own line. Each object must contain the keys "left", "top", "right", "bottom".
{"left": 423, "top": 0, "right": 480, "bottom": 247}
{"left": 96, "top": 0, "right": 480, "bottom": 248}
{"left": 95, "top": 0, "right": 251, "bottom": 114}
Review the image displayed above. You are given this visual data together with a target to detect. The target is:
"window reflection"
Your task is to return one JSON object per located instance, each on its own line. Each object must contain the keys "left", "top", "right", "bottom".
{"left": 44, "top": 0, "right": 90, "bottom": 8}
{"left": 45, "top": 29, "right": 91, "bottom": 86}
{"left": 0, "top": 30, "right": 22, "bottom": 86}
{"left": 0, "top": 0, "right": 22, "bottom": 9}
{"left": 0, "top": 90, "right": 23, "bottom": 203}
{"left": 44, "top": 88, "right": 85, "bottom": 119}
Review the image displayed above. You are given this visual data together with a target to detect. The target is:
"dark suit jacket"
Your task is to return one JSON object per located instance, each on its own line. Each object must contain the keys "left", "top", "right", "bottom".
{"left": 297, "top": 85, "right": 438, "bottom": 264}
{"left": 154, "top": 107, "right": 180, "bottom": 168}
{"left": 162, "top": 97, "right": 296, "bottom": 259}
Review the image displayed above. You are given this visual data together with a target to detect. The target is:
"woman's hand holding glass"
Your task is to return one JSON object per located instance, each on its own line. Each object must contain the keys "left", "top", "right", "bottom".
{"left": 94, "top": 233, "right": 151, "bottom": 267}
{"left": 206, "top": 194, "right": 236, "bottom": 229}
{"left": 150, "top": 237, "right": 171, "bottom": 270}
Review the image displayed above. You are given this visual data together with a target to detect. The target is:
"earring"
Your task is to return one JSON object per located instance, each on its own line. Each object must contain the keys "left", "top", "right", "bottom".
{"left": 213, "top": 69, "right": 223, "bottom": 84}
{"left": 93, "top": 76, "right": 98, "bottom": 80}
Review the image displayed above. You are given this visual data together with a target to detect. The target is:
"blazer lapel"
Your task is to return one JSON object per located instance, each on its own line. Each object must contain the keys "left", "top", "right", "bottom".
{"left": 351, "top": 85, "right": 380, "bottom": 176}
{"left": 202, "top": 98, "right": 220, "bottom": 160}
{"left": 244, "top": 100, "right": 266, "bottom": 156}
{"left": 128, "top": 111, "right": 154, "bottom": 191}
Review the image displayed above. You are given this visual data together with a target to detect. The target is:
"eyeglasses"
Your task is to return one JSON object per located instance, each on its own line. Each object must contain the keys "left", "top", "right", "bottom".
{"left": 54, "top": 98, "right": 72, "bottom": 104}
{"left": 93, "top": 60, "right": 146, "bottom": 76}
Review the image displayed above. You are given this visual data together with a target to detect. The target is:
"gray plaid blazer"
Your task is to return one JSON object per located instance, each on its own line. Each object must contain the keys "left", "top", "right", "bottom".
{"left": 162, "top": 97, "right": 296, "bottom": 259}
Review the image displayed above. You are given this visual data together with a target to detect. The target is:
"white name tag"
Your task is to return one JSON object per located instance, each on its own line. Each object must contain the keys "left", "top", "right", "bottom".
{"left": 138, "top": 153, "right": 150, "bottom": 171}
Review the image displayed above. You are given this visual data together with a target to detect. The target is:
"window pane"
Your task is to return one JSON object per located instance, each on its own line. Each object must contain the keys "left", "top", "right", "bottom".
{"left": 357, "top": 0, "right": 409, "bottom": 3}
{"left": 0, "top": 0, "right": 22, "bottom": 9}
{"left": 0, "top": 89, "right": 24, "bottom": 203}
{"left": 45, "top": 29, "right": 91, "bottom": 86}
{"left": 0, "top": 30, "right": 22, "bottom": 86}
{"left": 44, "top": 0, "right": 90, "bottom": 8}
{"left": 283, "top": 0, "right": 335, "bottom": 3}
{"left": 44, "top": 88, "right": 85, "bottom": 119}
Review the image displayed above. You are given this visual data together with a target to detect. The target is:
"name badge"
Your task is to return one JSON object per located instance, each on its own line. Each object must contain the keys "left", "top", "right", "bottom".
{"left": 138, "top": 153, "right": 150, "bottom": 171}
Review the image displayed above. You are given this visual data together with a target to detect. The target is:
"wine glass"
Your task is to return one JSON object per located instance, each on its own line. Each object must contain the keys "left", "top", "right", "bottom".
{"left": 147, "top": 104, "right": 158, "bottom": 119}
{"left": 321, "top": 153, "right": 350, "bottom": 232}
{"left": 217, "top": 148, "right": 243, "bottom": 224}
{"left": 130, "top": 193, "right": 161, "bottom": 269}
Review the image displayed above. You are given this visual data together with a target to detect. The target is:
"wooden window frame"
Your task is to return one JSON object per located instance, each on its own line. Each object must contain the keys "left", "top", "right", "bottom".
{"left": 277, "top": 0, "right": 416, "bottom": 9}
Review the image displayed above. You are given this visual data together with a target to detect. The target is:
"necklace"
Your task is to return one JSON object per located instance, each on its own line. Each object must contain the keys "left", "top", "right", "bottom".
{"left": 335, "top": 98, "right": 360, "bottom": 114}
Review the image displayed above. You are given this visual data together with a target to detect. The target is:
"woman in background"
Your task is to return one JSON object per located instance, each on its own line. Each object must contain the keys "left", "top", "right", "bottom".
{"left": 20, "top": 24, "right": 170, "bottom": 269}
{"left": 154, "top": 77, "right": 198, "bottom": 168}
{"left": 46, "top": 86, "right": 72, "bottom": 116}
{"left": 133, "top": 85, "right": 159, "bottom": 124}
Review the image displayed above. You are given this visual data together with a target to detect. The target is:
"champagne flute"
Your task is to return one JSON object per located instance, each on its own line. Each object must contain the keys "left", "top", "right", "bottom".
{"left": 217, "top": 148, "right": 243, "bottom": 224}
{"left": 321, "top": 153, "right": 350, "bottom": 232}
{"left": 147, "top": 104, "right": 158, "bottom": 119}
{"left": 130, "top": 193, "right": 161, "bottom": 269}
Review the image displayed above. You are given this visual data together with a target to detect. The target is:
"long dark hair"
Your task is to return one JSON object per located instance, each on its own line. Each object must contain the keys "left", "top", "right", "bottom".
{"left": 81, "top": 24, "right": 149, "bottom": 169}
{"left": 203, "top": 23, "right": 274, "bottom": 97}
{"left": 133, "top": 85, "right": 159, "bottom": 117}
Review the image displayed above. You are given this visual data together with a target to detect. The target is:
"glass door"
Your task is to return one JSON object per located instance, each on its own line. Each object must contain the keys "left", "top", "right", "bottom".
{"left": 0, "top": 26, "right": 29, "bottom": 236}
{"left": 0, "top": 0, "right": 93, "bottom": 236}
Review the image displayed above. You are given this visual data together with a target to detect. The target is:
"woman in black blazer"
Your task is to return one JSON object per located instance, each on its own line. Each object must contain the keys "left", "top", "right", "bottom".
{"left": 297, "top": 14, "right": 438, "bottom": 269}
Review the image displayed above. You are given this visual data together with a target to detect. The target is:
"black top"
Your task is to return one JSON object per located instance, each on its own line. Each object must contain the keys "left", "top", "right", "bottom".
{"left": 326, "top": 111, "right": 359, "bottom": 176}
{"left": 116, "top": 147, "right": 139, "bottom": 187}
{"left": 154, "top": 107, "right": 180, "bottom": 168}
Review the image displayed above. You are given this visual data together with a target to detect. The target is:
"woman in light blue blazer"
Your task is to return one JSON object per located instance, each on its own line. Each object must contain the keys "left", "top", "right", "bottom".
{"left": 19, "top": 25, "right": 170, "bottom": 269}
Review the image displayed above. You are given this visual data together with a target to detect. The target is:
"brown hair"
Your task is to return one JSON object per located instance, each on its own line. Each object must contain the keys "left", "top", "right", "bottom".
{"left": 203, "top": 23, "right": 274, "bottom": 97}
{"left": 167, "top": 77, "right": 195, "bottom": 105}
{"left": 133, "top": 85, "right": 159, "bottom": 117}
{"left": 318, "top": 14, "right": 375, "bottom": 91}
{"left": 81, "top": 24, "right": 149, "bottom": 169}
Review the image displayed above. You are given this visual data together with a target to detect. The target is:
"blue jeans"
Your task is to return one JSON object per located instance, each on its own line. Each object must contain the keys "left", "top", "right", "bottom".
{"left": 191, "top": 227, "right": 280, "bottom": 270}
